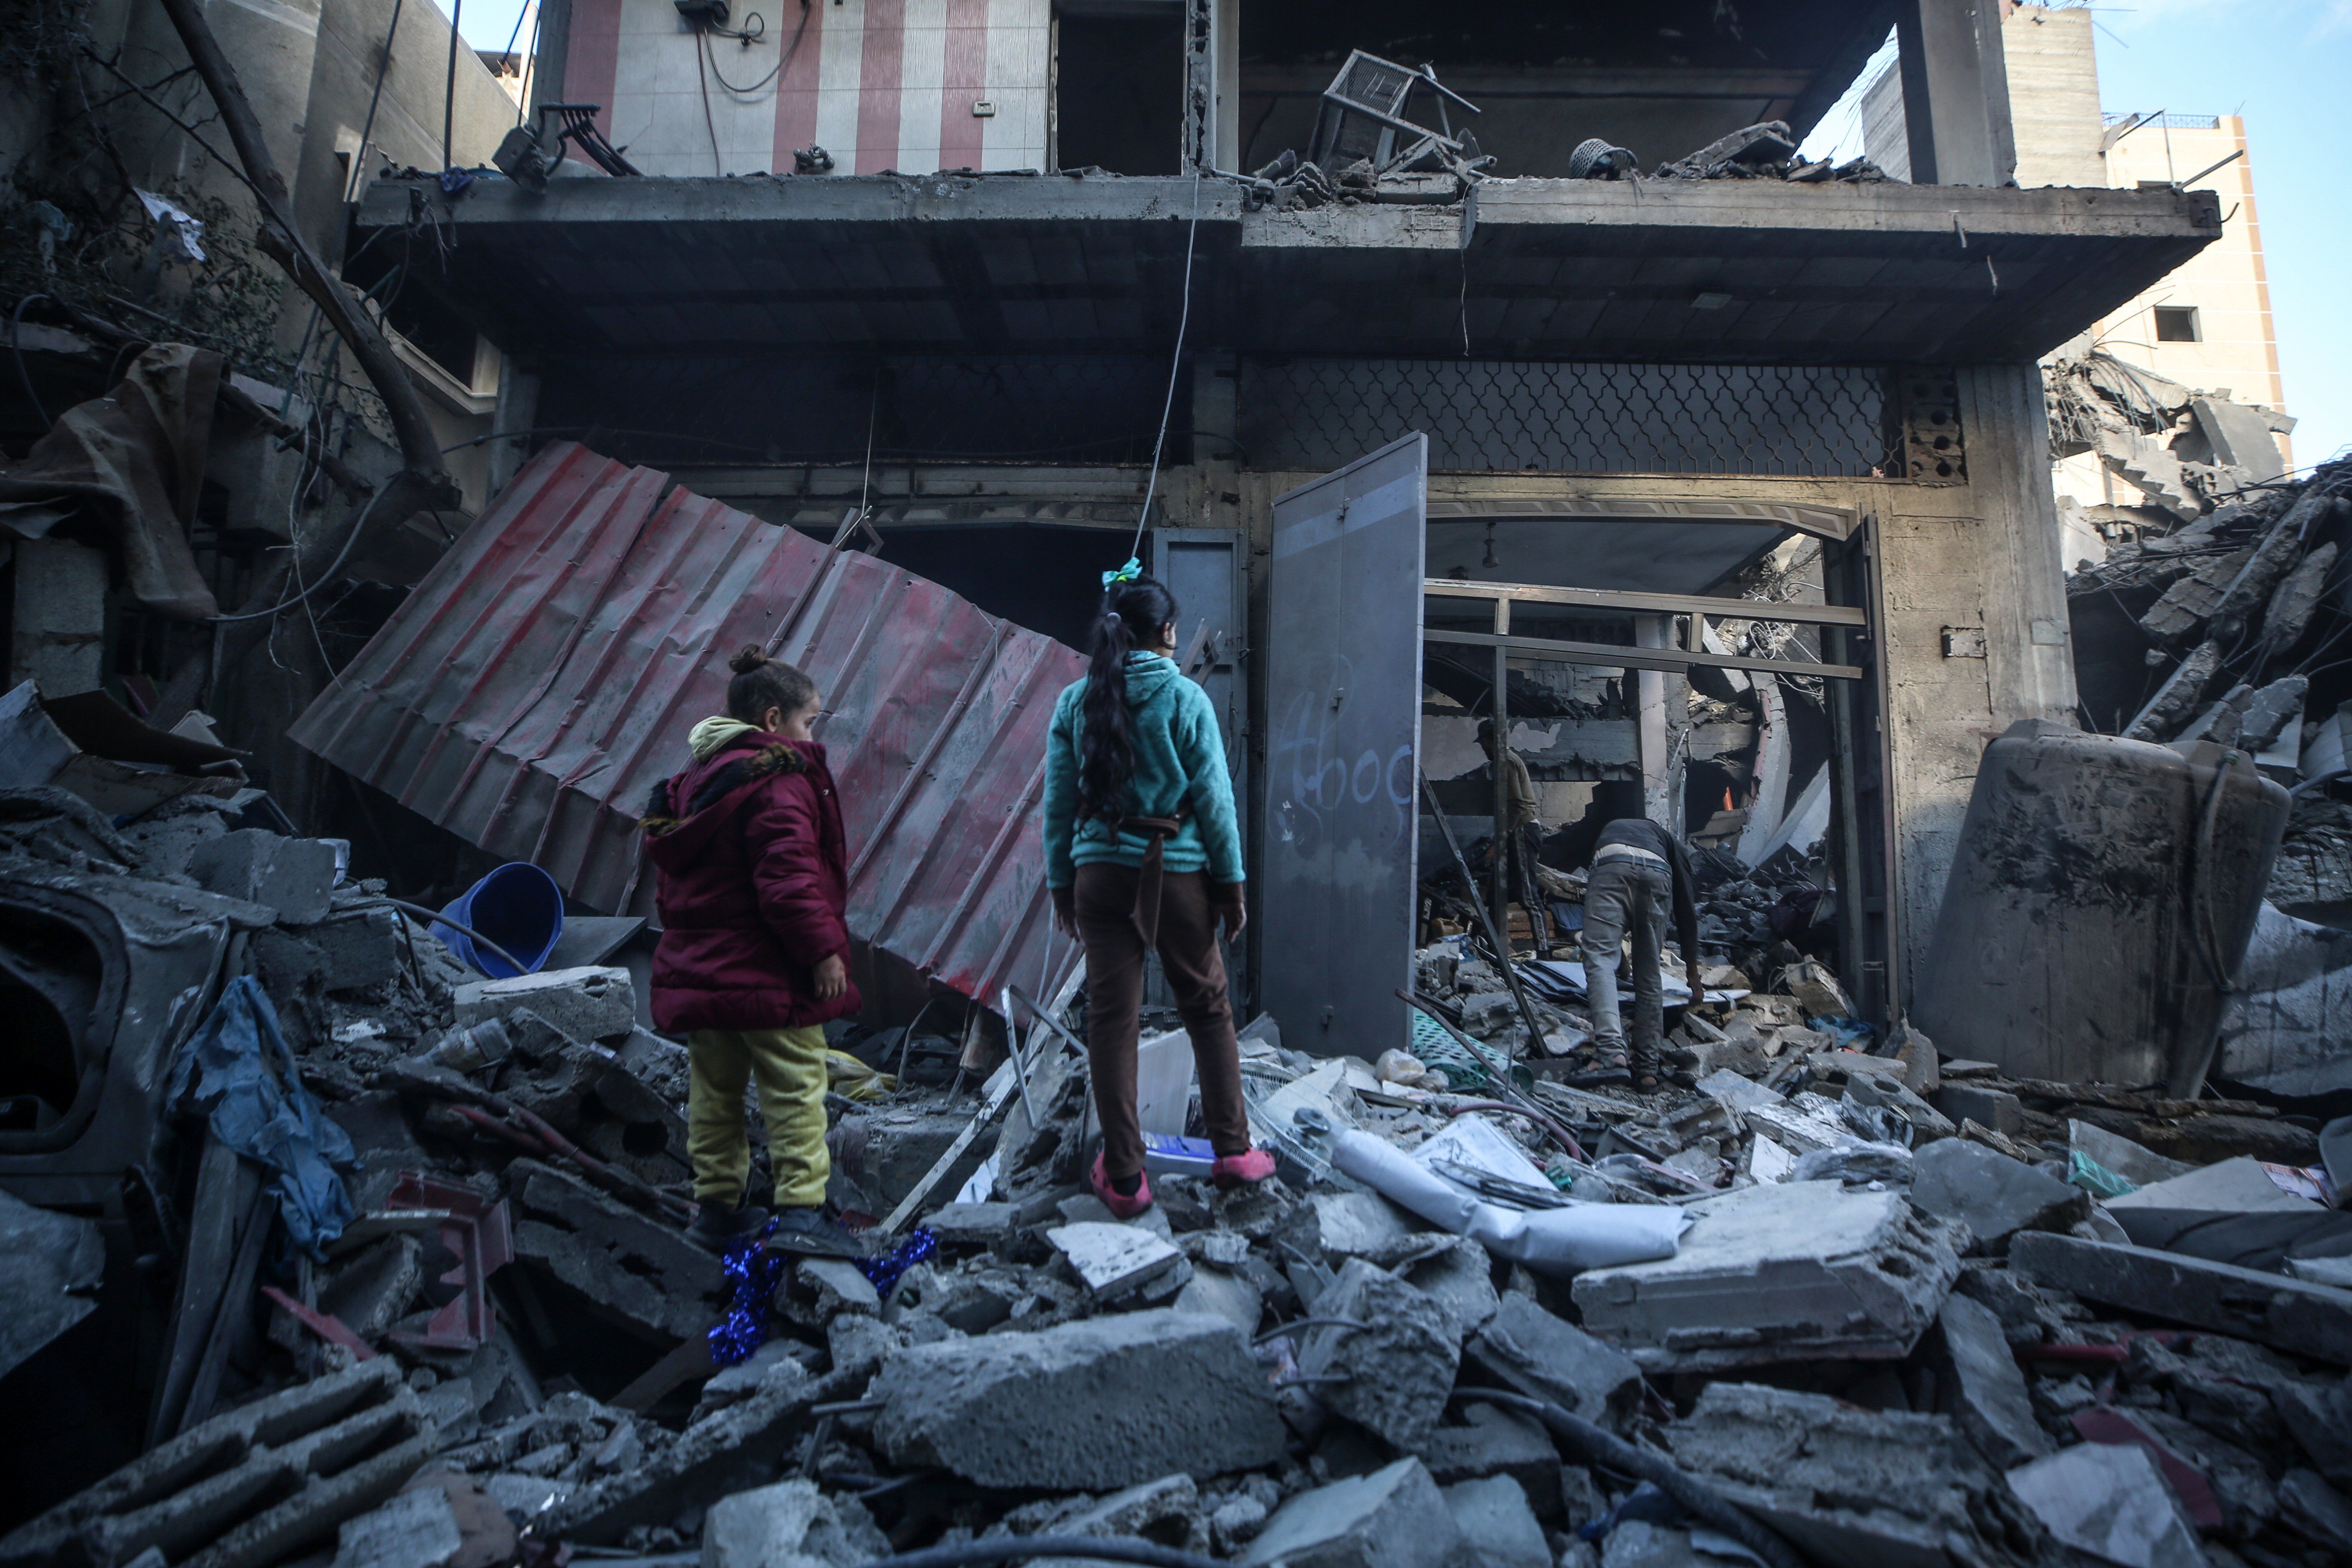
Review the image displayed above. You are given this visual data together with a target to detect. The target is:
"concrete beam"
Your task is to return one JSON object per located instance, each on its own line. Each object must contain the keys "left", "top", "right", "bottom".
{"left": 1893, "top": 0, "right": 2017, "bottom": 187}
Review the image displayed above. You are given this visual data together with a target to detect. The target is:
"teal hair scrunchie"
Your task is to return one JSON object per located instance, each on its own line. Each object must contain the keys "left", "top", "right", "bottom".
{"left": 1101, "top": 556, "right": 1142, "bottom": 588}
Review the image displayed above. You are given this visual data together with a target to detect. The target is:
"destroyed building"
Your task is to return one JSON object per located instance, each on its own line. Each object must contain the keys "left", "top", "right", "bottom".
{"left": 11, "top": 2, "right": 2352, "bottom": 1568}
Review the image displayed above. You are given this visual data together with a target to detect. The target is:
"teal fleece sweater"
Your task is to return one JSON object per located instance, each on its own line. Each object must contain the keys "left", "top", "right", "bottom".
{"left": 1044, "top": 653, "right": 1244, "bottom": 888}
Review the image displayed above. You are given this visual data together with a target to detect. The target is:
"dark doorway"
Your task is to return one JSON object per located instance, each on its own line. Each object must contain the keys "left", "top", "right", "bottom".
{"left": 864, "top": 525, "right": 1131, "bottom": 651}
{"left": 1055, "top": 8, "right": 1184, "bottom": 175}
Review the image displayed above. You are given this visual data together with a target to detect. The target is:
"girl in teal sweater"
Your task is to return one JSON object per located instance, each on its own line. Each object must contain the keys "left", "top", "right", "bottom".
{"left": 1044, "top": 572, "right": 1272, "bottom": 1216}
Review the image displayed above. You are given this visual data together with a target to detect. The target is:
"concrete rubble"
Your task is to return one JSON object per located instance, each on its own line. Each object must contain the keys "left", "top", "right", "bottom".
{"left": 9, "top": 641, "right": 2352, "bottom": 1568}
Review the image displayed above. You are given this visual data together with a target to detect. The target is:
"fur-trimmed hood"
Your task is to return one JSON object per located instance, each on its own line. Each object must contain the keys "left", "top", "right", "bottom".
{"left": 641, "top": 735, "right": 817, "bottom": 840}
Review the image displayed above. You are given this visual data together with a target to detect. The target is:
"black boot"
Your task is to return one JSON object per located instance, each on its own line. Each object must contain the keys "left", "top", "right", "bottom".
{"left": 685, "top": 1196, "right": 767, "bottom": 1251}
{"left": 767, "top": 1204, "right": 866, "bottom": 1259}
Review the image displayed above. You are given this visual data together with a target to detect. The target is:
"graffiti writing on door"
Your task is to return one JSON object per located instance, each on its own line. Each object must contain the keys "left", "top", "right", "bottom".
{"left": 1270, "top": 653, "right": 1415, "bottom": 857}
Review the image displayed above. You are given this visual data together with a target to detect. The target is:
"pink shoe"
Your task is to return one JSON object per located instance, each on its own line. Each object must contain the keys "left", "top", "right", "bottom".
{"left": 1089, "top": 1152, "right": 1154, "bottom": 1219}
{"left": 1212, "top": 1147, "right": 1277, "bottom": 1188}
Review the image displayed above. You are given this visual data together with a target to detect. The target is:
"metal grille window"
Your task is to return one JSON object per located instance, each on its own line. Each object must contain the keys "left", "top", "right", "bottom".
{"left": 1238, "top": 359, "right": 1895, "bottom": 477}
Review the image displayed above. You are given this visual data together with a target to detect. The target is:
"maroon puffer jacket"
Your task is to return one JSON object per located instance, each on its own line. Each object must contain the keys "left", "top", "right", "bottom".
{"left": 641, "top": 731, "right": 862, "bottom": 1033}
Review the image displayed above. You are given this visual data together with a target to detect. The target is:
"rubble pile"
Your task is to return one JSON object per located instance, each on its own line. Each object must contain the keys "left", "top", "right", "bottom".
{"left": 8, "top": 765, "right": 2352, "bottom": 1568}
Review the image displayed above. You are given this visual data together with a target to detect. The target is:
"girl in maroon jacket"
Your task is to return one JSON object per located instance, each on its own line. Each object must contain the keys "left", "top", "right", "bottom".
{"left": 641, "top": 646, "right": 863, "bottom": 1255}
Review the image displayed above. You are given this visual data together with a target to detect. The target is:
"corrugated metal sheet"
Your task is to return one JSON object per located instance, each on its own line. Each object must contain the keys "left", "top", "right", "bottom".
{"left": 290, "top": 442, "right": 1085, "bottom": 1006}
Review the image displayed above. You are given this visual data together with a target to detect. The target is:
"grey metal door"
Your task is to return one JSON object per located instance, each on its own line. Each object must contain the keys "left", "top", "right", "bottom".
{"left": 1258, "top": 434, "right": 1428, "bottom": 1058}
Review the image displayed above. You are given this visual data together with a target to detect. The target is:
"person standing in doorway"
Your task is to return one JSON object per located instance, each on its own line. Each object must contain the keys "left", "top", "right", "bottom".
{"left": 1477, "top": 717, "right": 1552, "bottom": 951}
{"left": 642, "top": 646, "right": 864, "bottom": 1256}
{"left": 1581, "top": 804, "right": 1703, "bottom": 1093}
{"left": 1044, "top": 567, "right": 1273, "bottom": 1217}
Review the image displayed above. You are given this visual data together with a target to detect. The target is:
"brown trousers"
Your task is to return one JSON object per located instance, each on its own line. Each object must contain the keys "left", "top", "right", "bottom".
{"left": 1073, "top": 862, "right": 1251, "bottom": 1180}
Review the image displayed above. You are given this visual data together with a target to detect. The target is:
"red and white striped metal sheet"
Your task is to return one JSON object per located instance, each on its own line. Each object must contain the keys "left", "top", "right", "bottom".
{"left": 290, "top": 441, "right": 1084, "bottom": 1005}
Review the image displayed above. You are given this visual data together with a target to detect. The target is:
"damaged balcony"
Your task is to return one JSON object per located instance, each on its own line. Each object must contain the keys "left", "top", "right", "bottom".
{"left": 355, "top": 171, "right": 2221, "bottom": 365}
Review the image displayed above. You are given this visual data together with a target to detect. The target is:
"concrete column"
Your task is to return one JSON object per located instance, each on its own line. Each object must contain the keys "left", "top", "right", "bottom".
{"left": 1633, "top": 615, "right": 1686, "bottom": 835}
{"left": 1893, "top": 0, "right": 2017, "bottom": 187}
{"left": 1212, "top": 0, "right": 1240, "bottom": 172}
{"left": 531, "top": 0, "right": 572, "bottom": 114}
{"left": 1956, "top": 363, "right": 2078, "bottom": 726}
{"left": 9, "top": 537, "right": 109, "bottom": 696}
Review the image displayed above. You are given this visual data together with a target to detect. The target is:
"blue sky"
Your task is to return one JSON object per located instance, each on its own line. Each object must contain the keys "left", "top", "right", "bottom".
{"left": 444, "top": 0, "right": 2343, "bottom": 469}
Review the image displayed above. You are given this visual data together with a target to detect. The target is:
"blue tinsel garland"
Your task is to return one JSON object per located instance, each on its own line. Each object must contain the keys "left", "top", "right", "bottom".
{"left": 708, "top": 1217, "right": 787, "bottom": 1368}
{"left": 856, "top": 1227, "right": 936, "bottom": 1298}
{"left": 706, "top": 1223, "right": 940, "bottom": 1368}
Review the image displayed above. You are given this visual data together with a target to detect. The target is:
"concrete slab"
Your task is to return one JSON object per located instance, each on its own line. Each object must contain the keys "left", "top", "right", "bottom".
{"left": 452, "top": 966, "right": 634, "bottom": 1042}
{"left": 1417, "top": 1405, "right": 1560, "bottom": 1510}
{"left": 2007, "top": 1442, "right": 2203, "bottom": 1568}
{"left": 512, "top": 1162, "right": 721, "bottom": 1343}
{"left": 327, "top": 1488, "right": 460, "bottom": 1568}
{"left": 1931, "top": 1294, "right": 2049, "bottom": 1469}
{"left": 871, "top": 1309, "right": 1284, "bottom": 1490}
{"left": 1297, "top": 1258, "right": 1459, "bottom": 1451}
{"left": 1909, "top": 1138, "right": 2088, "bottom": 1255}
{"left": 1931, "top": 1084, "right": 2024, "bottom": 1140}
{"left": 188, "top": 830, "right": 337, "bottom": 924}
{"left": 2008, "top": 1232, "right": 2352, "bottom": 1365}
{"left": 1048, "top": 1221, "right": 1183, "bottom": 1297}
{"left": 1277, "top": 1191, "right": 1423, "bottom": 1268}
{"left": 1239, "top": 1458, "right": 1464, "bottom": 1568}
{"left": 536, "top": 1360, "right": 817, "bottom": 1544}
{"left": 1172, "top": 1265, "right": 1263, "bottom": 1332}
{"left": 1441, "top": 1476, "right": 1549, "bottom": 1568}
{"left": 1666, "top": 1383, "right": 2056, "bottom": 1568}
{"left": 2105, "top": 1155, "right": 2318, "bottom": 1213}
{"left": 700, "top": 1478, "right": 889, "bottom": 1568}
{"left": 1397, "top": 1238, "right": 1501, "bottom": 1343}
{"left": 1572, "top": 1181, "right": 1960, "bottom": 1370}
{"left": 1465, "top": 1294, "right": 1644, "bottom": 1430}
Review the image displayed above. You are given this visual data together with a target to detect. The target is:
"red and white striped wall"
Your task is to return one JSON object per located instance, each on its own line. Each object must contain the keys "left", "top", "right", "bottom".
{"left": 564, "top": 0, "right": 1049, "bottom": 178}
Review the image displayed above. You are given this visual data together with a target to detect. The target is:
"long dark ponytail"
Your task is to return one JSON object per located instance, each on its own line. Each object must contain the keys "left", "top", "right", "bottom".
{"left": 1078, "top": 575, "right": 1179, "bottom": 821}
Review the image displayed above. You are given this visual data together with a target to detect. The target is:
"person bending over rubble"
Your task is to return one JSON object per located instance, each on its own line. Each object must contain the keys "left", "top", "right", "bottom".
{"left": 1582, "top": 804, "right": 1704, "bottom": 1094}
{"left": 1044, "top": 567, "right": 1274, "bottom": 1217}
{"left": 641, "top": 646, "right": 864, "bottom": 1256}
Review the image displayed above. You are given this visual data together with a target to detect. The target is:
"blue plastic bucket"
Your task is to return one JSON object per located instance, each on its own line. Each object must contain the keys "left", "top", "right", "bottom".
{"left": 432, "top": 862, "right": 565, "bottom": 979}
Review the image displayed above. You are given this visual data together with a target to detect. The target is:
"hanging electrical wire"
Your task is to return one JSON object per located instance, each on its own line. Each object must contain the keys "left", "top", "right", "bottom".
{"left": 1119, "top": 171, "right": 1204, "bottom": 574}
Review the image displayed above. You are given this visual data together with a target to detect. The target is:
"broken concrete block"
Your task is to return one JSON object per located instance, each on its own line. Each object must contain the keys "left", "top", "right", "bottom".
{"left": 510, "top": 1161, "right": 722, "bottom": 1342}
{"left": 2280, "top": 1468, "right": 2352, "bottom": 1557}
{"left": 1666, "top": 1383, "right": 2056, "bottom": 1568}
{"left": 452, "top": 966, "right": 633, "bottom": 1042}
{"left": 1909, "top": 1138, "right": 2088, "bottom": 1254}
{"left": 1399, "top": 1238, "right": 1500, "bottom": 1342}
{"left": 120, "top": 807, "right": 227, "bottom": 878}
{"left": 254, "top": 907, "right": 405, "bottom": 996}
{"left": 537, "top": 1360, "right": 816, "bottom": 1544}
{"left": 871, "top": 1308, "right": 1284, "bottom": 1490}
{"left": 1173, "top": 1264, "right": 1263, "bottom": 1332}
{"left": 319, "top": 1236, "right": 425, "bottom": 1342}
{"left": 1742, "top": 1096, "right": 1853, "bottom": 1156}
{"left": 1022, "top": 1473, "right": 1210, "bottom": 1555}
{"left": 1930, "top": 1083, "right": 2024, "bottom": 1140}
{"left": 780, "top": 1258, "right": 880, "bottom": 1328}
{"left": 2007, "top": 1441, "right": 2203, "bottom": 1568}
{"left": 824, "top": 1315, "right": 901, "bottom": 1384}
{"left": 0, "top": 1359, "right": 434, "bottom": 1568}
{"left": 188, "top": 829, "right": 339, "bottom": 924}
{"left": 1239, "top": 1458, "right": 1465, "bottom": 1568}
{"left": 1931, "top": 1293, "right": 2049, "bottom": 1469}
{"left": 925, "top": 1202, "right": 1018, "bottom": 1246}
{"left": 700, "top": 1478, "right": 889, "bottom": 1568}
{"left": 1297, "top": 1258, "right": 1459, "bottom": 1451}
{"left": 1418, "top": 1405, "right": 1560, "bottom": 1511}
{"left": 328, "top": 1487, "right": 459, "bottom": 1568}
{"left": 1841, "top": 1070, "right": 1953, "bottom": 1141}
{"left": 1572, "top": 1180, "right": 1960, "bottom": 1370}
{"left": 1598, "top": 1521, "right": 1703, "bottom": 1568}
{"left": 1047, "top": 1221, "right": 1183, "bottom": 1298}
{"left": 1465, "top": 1294, "right": 1643, "bottom": 1430}
{"left": 2009, "top": 1232, "right": 2352, "bottom": 1365}
{"left": 1277, "top": 1190, "right": 1421, "bottom": 1267}
{"left": 2274, "top": 1379, "right": 2352, "bottom": 1485}
{"left": 1441, "top": 1476, "right": 1548, "bottom": 1568}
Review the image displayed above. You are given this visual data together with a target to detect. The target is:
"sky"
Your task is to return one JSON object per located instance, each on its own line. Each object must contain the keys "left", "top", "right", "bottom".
{"left": 1800, "top": 1, "right": 2348, "bottom": 474}
{"left": 441, "top": 0, "right": 2346, "bottom": 470}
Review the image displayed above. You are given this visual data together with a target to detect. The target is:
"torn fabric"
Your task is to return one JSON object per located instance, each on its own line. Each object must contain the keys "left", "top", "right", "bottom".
{"left": 0, "top": 344, "right": 222, "bottom": 619}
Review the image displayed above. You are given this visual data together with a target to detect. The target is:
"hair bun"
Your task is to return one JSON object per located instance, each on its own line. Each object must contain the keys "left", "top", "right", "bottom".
{"left": 728, "top": 644, "right": 768, "bottom": 675}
